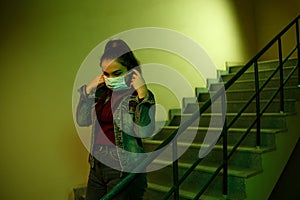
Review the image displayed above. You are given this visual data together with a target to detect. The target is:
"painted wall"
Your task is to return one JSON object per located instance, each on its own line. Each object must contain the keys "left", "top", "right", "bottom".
{"left": 253, "top": 0, "right": 300, "bottom": 60}
{"left": 0, "top": 0, "right": 298, "bottom": 199}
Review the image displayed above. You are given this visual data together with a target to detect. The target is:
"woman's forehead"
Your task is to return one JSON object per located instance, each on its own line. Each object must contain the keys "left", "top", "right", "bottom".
{"left": 101, "top": 59, "right": 127, "bottom": 73}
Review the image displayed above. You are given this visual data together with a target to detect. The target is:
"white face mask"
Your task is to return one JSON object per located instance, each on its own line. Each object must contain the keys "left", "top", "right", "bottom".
{"left": 104, "top": 72, "right": 132, "bottom": 91}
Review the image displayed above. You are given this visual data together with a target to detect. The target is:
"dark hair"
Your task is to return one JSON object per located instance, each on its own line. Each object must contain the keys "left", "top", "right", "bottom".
{"left": 100, "top": 39, "right": 141, "bottom": 72}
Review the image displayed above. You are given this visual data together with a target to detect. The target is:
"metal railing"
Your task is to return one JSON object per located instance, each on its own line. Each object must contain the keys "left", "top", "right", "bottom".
{"left": 101, "top": 14, "right": 300, "bottom": 200}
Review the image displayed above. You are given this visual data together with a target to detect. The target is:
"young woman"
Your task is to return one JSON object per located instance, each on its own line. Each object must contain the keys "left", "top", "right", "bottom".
{"left": 76, "top": 39, "right": 155, "bottom": 200}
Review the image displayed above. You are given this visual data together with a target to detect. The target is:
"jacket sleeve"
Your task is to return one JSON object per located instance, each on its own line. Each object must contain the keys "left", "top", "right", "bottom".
{"left": 134, "top": 90, "right": 156, "bottom": 138}
{"left": 76, "top": 85, "right": 95, "bottom": 127}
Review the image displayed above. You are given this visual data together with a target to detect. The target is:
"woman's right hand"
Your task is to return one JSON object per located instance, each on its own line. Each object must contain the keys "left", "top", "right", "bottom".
{"left": 86, "top": 73, "right": 104, "bottom": 94}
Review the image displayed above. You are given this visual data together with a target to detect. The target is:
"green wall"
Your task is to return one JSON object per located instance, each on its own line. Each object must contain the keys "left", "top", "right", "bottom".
{"left": 254, "top": 0, "right": 300, "bottom": 60}
{"left": 0, "top": 0, "right": 298, "bottom": 199}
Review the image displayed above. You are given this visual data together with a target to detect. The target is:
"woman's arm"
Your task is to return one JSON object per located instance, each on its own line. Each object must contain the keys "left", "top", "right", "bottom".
{"left": 129, "top": 69, "right": 156, "bottom": 138}
{"left": 76, "top": 74, "right": 105, "bottom": 126}
{"left": 76, "top": 85, "right": 94, "bottom": 127}
{"left": 133, "top": 90, "right": 156, "bottom": 138}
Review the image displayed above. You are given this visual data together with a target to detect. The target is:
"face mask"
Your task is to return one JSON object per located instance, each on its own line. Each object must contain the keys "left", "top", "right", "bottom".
{"left": 104, "top": 72, "right": 132, "bottom": 91}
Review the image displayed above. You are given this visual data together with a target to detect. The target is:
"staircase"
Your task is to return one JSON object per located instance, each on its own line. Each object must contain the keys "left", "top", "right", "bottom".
{"left": 73, "top": 59, "right": 300, "bottom": 200}
{"left": 73, "top": 15, "right": 300, "bottom": 200}
{"left": 143, "top": 59, "right": 300, "bottom": 200}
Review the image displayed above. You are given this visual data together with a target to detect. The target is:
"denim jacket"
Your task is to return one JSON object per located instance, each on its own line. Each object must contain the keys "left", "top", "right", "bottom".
{"left": 76, "top": 83, "right": 155, "bottom": 172}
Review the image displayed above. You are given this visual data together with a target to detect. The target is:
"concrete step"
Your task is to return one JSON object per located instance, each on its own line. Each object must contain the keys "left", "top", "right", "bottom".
{"left": 184, "top": 99, "right": 296, "bottom": 114}
{"left": 210, "top": 76, "right": 299, "bottom": 91}
{"left": 221, "top": 66, "right": 297, "bottom": 82}
{"left": 228, "top": 59, "right": 298, "bottom": 73}
{"left": 143, "top": 140, "right": 274, "bottom": 169}
{"left": 147, "top": 160, "right": 260, "bottom": 199}
{"left": 197, "top": 86, "right": 300, "bottom": 101}
{"left": 145, "top": 182, "right": 222, "bottom": 200}
{"left": 149, "top": 126, "right": 284, "bottom": 148}
{"left": 168, "top": 112, "right": 289, "bottom": 129}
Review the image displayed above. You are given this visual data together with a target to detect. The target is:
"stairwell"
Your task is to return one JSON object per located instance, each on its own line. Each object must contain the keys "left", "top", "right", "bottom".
{"left": 143, "top": 59, "right": 300, "bottom": 200}
{"left": 73, "top": 60, "right": 300, "bottom": 200}
{"left": 72, "top": 15, "right": 300, "bottom": 200}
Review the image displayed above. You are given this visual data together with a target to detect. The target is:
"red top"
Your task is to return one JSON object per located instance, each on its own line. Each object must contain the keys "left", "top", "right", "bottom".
{"left": 94, "top": 89, "right": 133, "bottom": 145}
{"left": 95, "top": 97, "right": 116, "bottom": 145}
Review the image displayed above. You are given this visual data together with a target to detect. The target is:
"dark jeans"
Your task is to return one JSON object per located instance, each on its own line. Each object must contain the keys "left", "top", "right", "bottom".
{"left": 86, "top": 146, "right": 147, "bottom": 200}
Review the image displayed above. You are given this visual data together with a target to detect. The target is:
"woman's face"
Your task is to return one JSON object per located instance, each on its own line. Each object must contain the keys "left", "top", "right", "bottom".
{"left": 101, "top": 59, "right": 128, "bottom": 78}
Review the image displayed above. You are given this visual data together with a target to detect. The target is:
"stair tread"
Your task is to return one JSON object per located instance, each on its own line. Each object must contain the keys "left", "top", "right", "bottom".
{"left": 214, "top": 76, "right": 299, "bottom": 84}
{"left": 158, "top": 125, "right": 286, "bottom": 133}
{"left": 198, "top": 86, "right": 299, "bottom": 94}
{"left": 194, "top": 99, "right": 296, "bottom": 104}
{"left": 224, "top": 65, "right": 295, "bottom": 75}
{"left": 173, "top": 112, "right": 291, "bottom": 117}
{"left": 227, "top": 58, "right": 295, "bottom": 68}
{"left": 151, "top": 159, "right": 262, "bottom": 178}
{"left": 147, "top": 182, "right": 221, "bottom": 200}
{"left": 143, "top": 139, "right": 275, "bottom": 153}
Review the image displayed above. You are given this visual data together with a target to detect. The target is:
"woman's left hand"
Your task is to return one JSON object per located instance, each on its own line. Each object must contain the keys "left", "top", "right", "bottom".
{"left": 130, "top": 69, "right": 148, "bottom": 99}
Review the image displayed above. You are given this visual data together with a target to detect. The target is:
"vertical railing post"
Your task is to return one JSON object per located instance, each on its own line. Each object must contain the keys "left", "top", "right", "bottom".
{"left": 278, "top": 38, "right": 284, "bottom": 113}
{"left": 254, "top": 61, "right": 261, "bottom": 147}
{"left": 221, "top": 91, "right": 228, "bottom": 199}
{"left": 296, "top": 18, "right": 300, "bottom": 86}
{"left": 172, "top": 139, "right": 179, "bottom": 200}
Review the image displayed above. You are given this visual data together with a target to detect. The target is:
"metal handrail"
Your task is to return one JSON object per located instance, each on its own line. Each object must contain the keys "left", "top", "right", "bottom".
{"left": 101, "top": 14, "right": 300, "bottom": 200}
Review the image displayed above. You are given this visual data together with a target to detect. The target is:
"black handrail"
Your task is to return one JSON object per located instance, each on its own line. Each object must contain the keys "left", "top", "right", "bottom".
{"left": 101, "top": 14, "right": 300, "bottom": 200}
{"left": 297, "top": 20, "right": 300, "bottom": 85}
{"left": 199, "top": 14, "right": 300, "bottom": 198}
{"left": 254, "top": 61, "right": 261, "bottom": 147}
{"left": 172, "top": 139, "right": 179, "bottom": 199}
